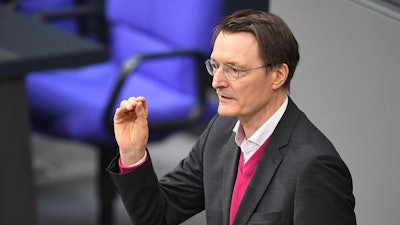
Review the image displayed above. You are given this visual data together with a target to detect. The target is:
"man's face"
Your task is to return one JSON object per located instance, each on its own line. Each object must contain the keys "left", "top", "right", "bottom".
{"left": 211, "top": 31, "right": 278, "bottom": 123}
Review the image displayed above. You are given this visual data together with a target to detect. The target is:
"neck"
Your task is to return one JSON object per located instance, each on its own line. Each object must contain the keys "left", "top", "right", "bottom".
{"left": 239, "top": 93, "right": 287, "bottom": 139}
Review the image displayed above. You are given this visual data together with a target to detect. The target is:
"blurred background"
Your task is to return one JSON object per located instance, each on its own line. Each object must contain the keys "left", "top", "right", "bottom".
{"left": 1, "top": 0, "right": 399, "bottom": 225}
{"left": 1, "top": 1, "right": 267, "bottom": 225}
{"left": 271, "top": 1, "right": 400, "bottom": 225}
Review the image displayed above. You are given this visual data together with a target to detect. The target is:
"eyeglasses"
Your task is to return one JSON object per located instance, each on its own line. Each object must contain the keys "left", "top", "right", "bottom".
{"left": 205, "top": 59, "right": 272, "bottom": 81}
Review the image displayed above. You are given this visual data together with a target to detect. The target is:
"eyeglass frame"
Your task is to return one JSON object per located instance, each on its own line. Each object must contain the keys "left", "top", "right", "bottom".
{"left": 204, "top": 59, "right": 273, "bottom": 81}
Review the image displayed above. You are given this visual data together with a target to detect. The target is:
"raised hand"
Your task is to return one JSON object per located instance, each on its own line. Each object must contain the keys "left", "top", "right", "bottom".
{"left": 114, "top": 96, "right": 149, "bottom": 166}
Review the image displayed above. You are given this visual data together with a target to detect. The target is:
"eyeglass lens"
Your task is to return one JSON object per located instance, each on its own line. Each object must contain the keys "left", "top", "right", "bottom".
{"left": 205, "top": 60, "right": 239, "bottom": 80}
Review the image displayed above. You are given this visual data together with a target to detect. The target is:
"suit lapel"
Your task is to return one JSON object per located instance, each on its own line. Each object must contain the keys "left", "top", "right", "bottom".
{"left": 221, "top": 134, "right": 240, "bottom": 225}
{"left": 232, "top": 98, "right": 300, "bottom": 225}
{"left": 232, "top": 142, "right": 283, "bottom": 225}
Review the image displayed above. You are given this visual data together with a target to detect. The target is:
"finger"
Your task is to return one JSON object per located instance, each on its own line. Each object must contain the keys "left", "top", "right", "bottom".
{"left": 127, "top": 96, "right": 139, "bottom": 106}
{"left": 114, "top": 106, "right": 127, "bottom": 123}
{"left": 136, "top": 96, "right": 148, "bottom": 111}
{"left": 119, "top": 99, "right": 133, "bottom": 111}
{"left": 135, "top": 101, "right": 148, "bottom": 119}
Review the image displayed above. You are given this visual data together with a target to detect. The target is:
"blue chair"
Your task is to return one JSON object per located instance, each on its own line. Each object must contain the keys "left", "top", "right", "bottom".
{"left": 25, "top": 0, "right": 222, "bottom": 224}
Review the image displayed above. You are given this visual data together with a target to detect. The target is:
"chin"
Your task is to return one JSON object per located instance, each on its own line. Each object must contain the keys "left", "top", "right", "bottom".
{"left": 217, "top": 107, "right": 238, "bottom": 117}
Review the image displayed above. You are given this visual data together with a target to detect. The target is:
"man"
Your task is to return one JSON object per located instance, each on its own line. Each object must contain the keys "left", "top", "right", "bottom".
{"left": 107, "top": 9, "right": 357, "bottom": 225}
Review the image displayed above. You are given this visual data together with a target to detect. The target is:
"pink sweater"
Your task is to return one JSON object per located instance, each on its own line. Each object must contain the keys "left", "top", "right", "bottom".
{"left": 229, "top": 137, "right": 270, "bottom": 225}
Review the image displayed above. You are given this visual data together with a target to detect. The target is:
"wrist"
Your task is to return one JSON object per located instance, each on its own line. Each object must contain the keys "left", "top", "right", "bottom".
{"left": 120, "top": 149, "right": 146, "bottom": 166}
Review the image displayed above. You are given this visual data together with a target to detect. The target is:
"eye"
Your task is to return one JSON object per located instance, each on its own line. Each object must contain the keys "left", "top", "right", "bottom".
{"left": 210, "top": 61, "right": 219, "bottom": 70}
{"left": 226, "top": 64, "right": 239, "bottom": 73}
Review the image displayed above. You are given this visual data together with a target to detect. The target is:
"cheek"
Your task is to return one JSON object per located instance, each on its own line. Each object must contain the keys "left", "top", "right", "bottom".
{"left": 237, "top": 87, "right": 260, "bottom": 110}
{"left": 239, "top": 81, "right": 272, "bottom": 109}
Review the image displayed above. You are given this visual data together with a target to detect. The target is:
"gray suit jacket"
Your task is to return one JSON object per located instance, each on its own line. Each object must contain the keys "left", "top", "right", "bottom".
{"left": 108, "top": 98, "right": 356, "bottom": 225}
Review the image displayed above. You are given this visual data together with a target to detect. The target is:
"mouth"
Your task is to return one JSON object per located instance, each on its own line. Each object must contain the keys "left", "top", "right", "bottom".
{"left": 216, "top": 89, "right": 234, "bottom": 101}
{"left": 220, "top": 95, "right": 231, "bottom": 100}
{"left": 218, "top": 93, "right": 234, "bottom": 101}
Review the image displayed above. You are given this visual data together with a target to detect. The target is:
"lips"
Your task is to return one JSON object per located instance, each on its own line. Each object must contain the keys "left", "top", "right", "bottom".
{"left": 216, "top": 90, "right": 234, "bottom": 101}
{"left": 221, "top": 95, "right": 232, "bottom": 100}
{"left": 218, "top": 93, "right": 234, "bottom": 101}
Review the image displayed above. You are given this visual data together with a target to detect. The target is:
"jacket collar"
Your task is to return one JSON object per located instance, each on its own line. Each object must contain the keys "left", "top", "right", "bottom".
{"left": 222, "top": 98, "right": 300, "bottom": 225}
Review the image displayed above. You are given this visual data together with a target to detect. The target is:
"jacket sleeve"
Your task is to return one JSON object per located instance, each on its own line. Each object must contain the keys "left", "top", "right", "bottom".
{"left": 107, "top": 116, "right": 219, "bottom": 225}
{"left": 293, "top": 154, "right": 357, "bottom": 225}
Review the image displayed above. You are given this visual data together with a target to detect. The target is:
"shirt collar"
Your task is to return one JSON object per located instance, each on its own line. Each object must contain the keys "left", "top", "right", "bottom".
{"left": 233, "top": 97, "right": 288, "bottom": 147}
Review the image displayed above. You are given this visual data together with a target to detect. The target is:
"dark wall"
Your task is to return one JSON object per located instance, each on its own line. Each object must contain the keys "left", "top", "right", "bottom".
{"left": 224, "top": 0, "right": 269, "bottom": 16}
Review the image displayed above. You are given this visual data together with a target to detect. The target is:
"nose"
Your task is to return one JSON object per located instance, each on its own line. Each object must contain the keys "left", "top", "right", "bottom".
{"left": 211, "top": 67, "right": 228, "bottom": 90}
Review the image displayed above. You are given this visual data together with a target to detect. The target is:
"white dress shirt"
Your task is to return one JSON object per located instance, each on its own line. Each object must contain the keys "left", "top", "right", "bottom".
{"left": 233, "top": 97, "right": 288, "bottom": 163}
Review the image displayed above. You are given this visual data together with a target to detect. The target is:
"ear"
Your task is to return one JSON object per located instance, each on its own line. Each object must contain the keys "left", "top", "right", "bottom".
{"left": 271, "top": 63, "right": 289, "bottom": 90}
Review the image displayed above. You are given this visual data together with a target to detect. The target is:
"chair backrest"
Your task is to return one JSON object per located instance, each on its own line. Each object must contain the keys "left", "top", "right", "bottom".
{"left": 106, "top": 0, "right": 221, "bottom": 58}
{"left": 105, "top": 0, "right": 222, "bottom": 95}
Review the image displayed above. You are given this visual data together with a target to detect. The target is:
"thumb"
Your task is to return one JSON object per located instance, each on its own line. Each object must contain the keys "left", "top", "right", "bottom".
{"left": 135, "top": 101, "right": 148, "bottom": 120}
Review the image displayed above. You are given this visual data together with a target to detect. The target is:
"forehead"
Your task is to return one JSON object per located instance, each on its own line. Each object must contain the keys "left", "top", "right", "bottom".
{"left": 211, "top": 31, "right": 261, "bottom": 64}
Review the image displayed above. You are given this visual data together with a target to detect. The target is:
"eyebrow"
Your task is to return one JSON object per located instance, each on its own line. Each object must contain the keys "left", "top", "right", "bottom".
{"left": 210, "top": 57, "right": 243, "bottom": 67}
